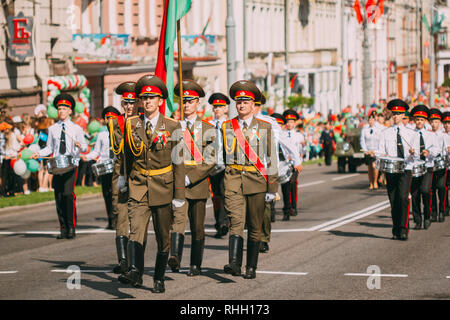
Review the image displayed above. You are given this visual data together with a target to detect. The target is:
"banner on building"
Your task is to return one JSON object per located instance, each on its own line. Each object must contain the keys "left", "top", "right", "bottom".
{"left": 72, "top": 34, "right": 132, "bottom": 61}
{"left": 7, "top": 12, "right": 34, "bottom": 63}
{"left": 176, "top": 35, "right": 218, "bottom": 60}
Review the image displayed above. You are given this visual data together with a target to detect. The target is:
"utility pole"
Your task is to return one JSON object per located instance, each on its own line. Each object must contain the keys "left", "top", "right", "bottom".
{"left": 226, "top": 0, "right": 237, "bottom": 118}
{"left": 362, "top": 0, "right": 372, "bottom": 116}
{"left": 430, "top": 0, "right": 436, "bottom": 107}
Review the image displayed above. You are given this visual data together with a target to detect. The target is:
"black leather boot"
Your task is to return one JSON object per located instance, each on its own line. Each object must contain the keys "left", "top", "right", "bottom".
{"left": 243, "top": 240, "right": 260, "bottom": 279}
{"left": 56, "top": 227, "right": 68, "bottom": 240}
{"left": 153, "top": 252, "right": 169, "bottom": 293}
{"left": 439, "top": 211, "right": 445, "bottom": 222}
{"left": 113, "top": 236, "right": 128, "bottom": 274}
{"left": 168, "top": 233, "right": 184, "bottom": 272}
{"left": 187, "top": 239, "right": 204, "bottom": 277}
{"left": 120, "top": 241, "right": 144, "bottom": 287}
{"left": 66, "top": 227, "right": 76, "bottom": 239}
{"left": 224, "top": 235, "right": 243, "bottom": 276}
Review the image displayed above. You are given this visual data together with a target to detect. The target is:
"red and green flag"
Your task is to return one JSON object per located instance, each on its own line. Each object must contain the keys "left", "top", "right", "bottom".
{"left": 155, "top": 0, "right": 192, "bottom": 115}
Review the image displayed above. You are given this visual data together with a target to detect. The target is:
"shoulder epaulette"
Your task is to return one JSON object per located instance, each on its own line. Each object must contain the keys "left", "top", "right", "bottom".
{"left": 202, "top": 119, "right": 214, "bottom": 127}
{"left": 257, "top": 118, "right": 271, "bottom": 125}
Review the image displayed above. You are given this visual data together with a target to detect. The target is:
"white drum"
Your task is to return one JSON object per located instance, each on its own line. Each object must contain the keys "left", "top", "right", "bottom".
{"left": 411, "top": 160, "right": 426, "bottom": 177}
{"left": 375, "top": 156, "right": 405, "bottom": 174}
{"left": 278, "top": 160, "right": 294, "bottom": 185}
{"left": 47, "top": 155, "right": 75, "bottom": 175}
{"left": 92, "top": 159, "right": 114, "bottom": 177}
{"left": 433, "top": 155, "right": 446, "bottom": 172}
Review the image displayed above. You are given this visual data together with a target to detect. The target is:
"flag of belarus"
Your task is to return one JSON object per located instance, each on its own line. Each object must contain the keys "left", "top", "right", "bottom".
{"left": 155, "top": 0, "right": 192, "bottom": 116}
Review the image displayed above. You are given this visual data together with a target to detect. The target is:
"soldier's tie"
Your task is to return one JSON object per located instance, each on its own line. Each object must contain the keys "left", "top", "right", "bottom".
{"left": 420, "top": 131, "right": 425, "bottom": 161}
{"left": 59, "top": 123, "right": 66, "bottom": 154}
{"left": 146, "top": 121, "right": 152, "bottom": 140}
{"left": 397, "top": 127, "right": 404, "bottom": 159}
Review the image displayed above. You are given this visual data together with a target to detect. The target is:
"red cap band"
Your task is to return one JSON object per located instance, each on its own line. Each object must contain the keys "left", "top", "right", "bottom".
{"left": 140, "top": 85, "right": 162, "bottom": 97}
{"left": 275, "top": 118, "right": 284, "bottom": 125}
{"left": 285, "top": 115, "right": 297, "bottom": 120}
{"left": 444, "top": 116, "right": 450, "bottom": 122}
{"left": 235, "top": 90, "right": 255, "bottom": 100}
{"left": 429, "top": 114, "right": 441, "bottom": 120}
{"left": 212, "top": 99, "right": 227, "bottom": 105}
{"left": 57, "top": 99, "right": 72, "bottom": 108}
{"left": 413, "top": 111, "right": 428, "bottom": 118}
{"left": 392, "top": 106, "right": 406, "bottom": 112}
{"left": 105, "top": 112, "right": 118, "bottom": 118}
{"left": 182, "top": 90, "right": 200, "bottom": 98}
{"left": 122, "top": 92, "right": 136, "bottom": 100}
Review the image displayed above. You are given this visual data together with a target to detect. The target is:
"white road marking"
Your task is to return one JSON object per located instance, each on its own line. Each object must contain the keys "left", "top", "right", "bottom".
{"left": 298, "top": 180, "right": 325, "bottom": 188}
{"left": 345, "top": 273, "right": 408, "bottom": 278}
{"left": 51, "top": 269, "right": 112, "bottom": 273}
{"left": 332, "top": 173, "right": 360, "bottom": 181}
{"left": 0, "top": 271, "right": 18, "bottom": 274}
{"left": 256, "top": 271, "right": 308, "bottom": 276}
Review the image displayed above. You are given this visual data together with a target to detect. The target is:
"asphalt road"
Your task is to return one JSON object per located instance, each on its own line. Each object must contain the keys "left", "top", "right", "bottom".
{"left": 1, "top": 162, "right": 450, "bottom": 301}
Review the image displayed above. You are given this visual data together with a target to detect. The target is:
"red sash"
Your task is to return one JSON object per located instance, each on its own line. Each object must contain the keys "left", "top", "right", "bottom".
{"left": 231, "top": 118, "right": 267, "bottom": 181}
{"left": 184, "top": 128, "right": 204, "bottom": 163}
{"left": 117, "top": 115, "right": 125, "bottom": 135}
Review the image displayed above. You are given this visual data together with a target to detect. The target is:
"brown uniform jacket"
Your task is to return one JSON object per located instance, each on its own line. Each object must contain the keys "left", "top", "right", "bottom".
{"left": 222, "top": 116, "right": 278, "bottom": 195}
{"left": 183, "top": 118, "right": 216, "bottom": 200}
{"left": 126, "top": 113, "right": 185, "bottom": 206}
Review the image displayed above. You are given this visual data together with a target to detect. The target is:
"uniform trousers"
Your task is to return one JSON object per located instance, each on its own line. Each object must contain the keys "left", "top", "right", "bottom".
{"left": 52, "top": 167, "right": 78, "bottom": 231}
{"left": 411, "top": 169, "right": 433, "bottom": 223}
{"left": 385, "top": 170, "right": 412, "bottom": 236}
{"left": 281, "top": 170, "right": 299, "bottom": 213}
{"left": 323, "top": 143, "right": 333, "bottom": 166}
{"left": 210, "top": 171, "right": 229, "bottom": 230}
{"left": 128, "top": 194, "right": 171, "bottom": 252}
{"left": 111, "top": 173, "right": 131, "bottom": 238}
{"left": 261, "top": 202, "right": 272, "bottom": 243}
{"left": 171, "top": 198, "right": 207, "bottom": 241}
{"left": 224, "top": 189, "right": 265, "bottom": 242}
{"left": 100, "top": 173, "right": 114, "bottom": 220}
{"left": 431, "top": 169, "right": 447, "bottom": 217}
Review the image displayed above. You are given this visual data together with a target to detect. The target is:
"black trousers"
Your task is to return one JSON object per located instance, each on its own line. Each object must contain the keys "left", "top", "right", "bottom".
{"left": 323, "top": 143, "right": 333, "bottom": 166}
{"left": 281, "top": 170, "right": 299, "bottom": 213}
{"left": 411, "top": 169, "right": 433, "bottom": 223}
{"left": 431, "top": 169, "right": 447, "bottom": 217}
{"left": 52, "top": 167, "right": 78, "bottom": 231}
{"left": 386, "top": 170, "right": 412, "bottom": 236}
{"left": 100, "top": 173, "right": 114, "bottom": 220}
{"left": 210, "top": 171, "right": 229, "bottom": 230}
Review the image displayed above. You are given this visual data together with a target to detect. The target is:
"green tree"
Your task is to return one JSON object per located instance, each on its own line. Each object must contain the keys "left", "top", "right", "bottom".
{"left": 285, "top": 94, "right": 314, "bottom": 109}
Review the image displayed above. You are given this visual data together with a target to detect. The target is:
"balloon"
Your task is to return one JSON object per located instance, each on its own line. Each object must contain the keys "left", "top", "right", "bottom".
{"left": 20, "top": 148, "right": 33, "bottom": 161}
{"left": 26, "top": 159, "right": 39, "bottom": 173}
{"left": 28, "top": 144, "right": 40, "bottom": 153}
{"left": 90, "top": 134, "right": 98, "bottom": 143}
{"left": 32, "top": 134, "right": 39, "bottom": 144}
{"left": 13, "top": 159, "right": 27, "bottom": 176}
{"left": 75, "top": 102, "right": 85, "bottom": 114}
{"left": 21, "top": 170, "right": 31, "bottom": 179}
{"left": 23, "top": 134, "right": 34, "bottom": 145}
{"left": 99, "top": 125, "right": 107, "bottom": 133}
{"left": 88, "top": 120, "right": 101, "bottom": 134}
{"left": 10, "top": 158, "right": 17, "bottom": 169}
{"left": 47, "top": 107, "right": 58, "bottom": 119}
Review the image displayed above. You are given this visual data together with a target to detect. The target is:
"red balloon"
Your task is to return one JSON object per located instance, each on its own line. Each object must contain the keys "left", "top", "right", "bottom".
{"left": 10, "top": 158, "right": 16, "bottom": 169}
{"left": 23, "top": 134, "right": 34, "bottom": 145}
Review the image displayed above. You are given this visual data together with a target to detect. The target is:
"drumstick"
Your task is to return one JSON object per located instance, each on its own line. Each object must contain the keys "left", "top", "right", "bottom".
{"left": 61, "top": 128, "right": 81, "bottom": 147}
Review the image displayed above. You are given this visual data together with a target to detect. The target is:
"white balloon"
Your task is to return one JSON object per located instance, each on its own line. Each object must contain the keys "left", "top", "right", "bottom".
{"left": 21, "top": 170, "right": 31, "bottom": 179}
{"left": 13, "top": 159, "right": 27, "bottom": 176}
{"left": 29, "top": 144, "right": 40, "bottom": 153}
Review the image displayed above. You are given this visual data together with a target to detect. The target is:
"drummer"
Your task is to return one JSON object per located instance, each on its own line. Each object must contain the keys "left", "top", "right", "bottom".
{"left": 83, "top": 106, "right": 121, "bottom": 230}
{"left": 360, "top": 111, "right": 382, "bottom": 190}
{"left": 409, "top": 105, "right": 439, "bottom": 230}
{"left": 376, "top": 99, "right": 419, "bottom": 240}
{"left": 429, "top": 108, "right": 447, "bottom": 223}
{"left": 31, "top": 93, "right": 87, "bottom": 239}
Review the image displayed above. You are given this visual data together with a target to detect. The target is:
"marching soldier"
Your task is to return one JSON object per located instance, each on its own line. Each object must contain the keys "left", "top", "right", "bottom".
{"left": 376, "top": 99, "right": 420, "bottom": 240}
{"left": 320, "top": 122, "right": 335, "bottom": 166}
{"left": 31, "top": 93, "right": 87, "bottom": 239}
{"left": 83, "top": 106, "right": 121, "bottom": 230}
{"left": 120, "top": 75, "right": 185, "bottom": 293}
{"left": 222, "top": 80, "right": 278, "bottom": 279}
{"left": 109, "top": 82, "right": 138, "bottom": 279}
{"left": 410, "top": 105, "right": 438, "bottom": 230}
{"left": 429, "top": 109, "right": 446, "bottom": 223}
{"left": 168, "top": 80, "right": 216, "bottom": 277}
{"left": 207, "top": 92, "right": 230, "bottom": 239}
{"left": 281, "top": 109, "right": 304, "bottom": 220}
{"left": 443, "top": 112, "right": 450, "bottom": 217}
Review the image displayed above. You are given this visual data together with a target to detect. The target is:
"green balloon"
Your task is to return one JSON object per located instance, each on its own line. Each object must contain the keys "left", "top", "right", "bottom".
{"left": 21, "top": 148, "right": 33, "bottom": 161}
{"left": 47, "top": 107, "right": 58, "bottom": 119}
{"left": 99, "top": 125, "right": 107, "bottom": 133}
{"left": 75, "top": 102, "right": 85, "bottom": 114}
{"left": 88, "top": 121, "right": 101, "bottom": 134}
{"left": 91, "top": 134, "right": 98, "bottom": 143}
{"left": 26, "top": 159, "right": 39, "bottom": 173}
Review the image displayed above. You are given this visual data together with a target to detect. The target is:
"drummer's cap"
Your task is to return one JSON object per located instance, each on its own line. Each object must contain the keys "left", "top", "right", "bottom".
{"left": 283, "top": 109, "right": 299, "bottom": 121}
{"left": 443, "top": 111, "right": 450, "bottom": 122}
{"left": 429, "top": 108, "right": 443, "bottom": 121}
{"left": 54, "top": 93, "right": 75, "bottom": 110}
{"left": 255, "top": 94, "right": 266, "bottom": 106}
{"left": 229, "top": 80, "right": 261, "bottom": 102}
{"left": 135, "top": 75, "right": 168, "bottom": 99}
{"left": 208, "top": 92, "right": 230, "bottom": 107}
{"left": 410, "top": 105, "right": 429, "bottom": 119}
{"left": 271, "top": 113, "right": 285, "bottom": 125}
{"left": 102, "top": 106, "right": 121, "bottom": 120}
{"left": 387, "top": 99, "right": 409, "bottom": 114}
{"left": 115, "top": 82, "right": 137, "bottom": 103}
{"left": 174, "top": 80, "right": 205, "bottom": 102}
{"left": 403, "top": 111, "right": 410, "bottom": 119}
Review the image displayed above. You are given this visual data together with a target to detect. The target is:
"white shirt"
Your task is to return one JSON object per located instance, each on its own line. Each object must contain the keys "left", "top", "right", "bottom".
{"left": 432, "top": 130, "right": 447, "bottom": 156}
{"left": 85, "top": 130, "right": 113, "bottom": 162}
{"left": 280, "top": 129, "right": 304, "bottom": 165}
{"left": 444, "top": 131, "right": 450, "bottom": 155}
{"left": 376, "top": 124, "right": 420, "bottom": 170}
{"left": 238, "top": 116, "right": 253, "bottom": 129}
{"left": 38, "top": 119, "right": 87, "bottom": 165}
{"left": 144, "top": 112, "right": 160, "bottom": 131}
{"left": 416, "top": 128, "right": 439, "bottom": 168}
{"left": 360, "top": 124, "right": 381, "bottom": 152}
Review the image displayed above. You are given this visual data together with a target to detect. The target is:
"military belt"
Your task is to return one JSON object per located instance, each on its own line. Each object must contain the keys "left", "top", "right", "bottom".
{"left": 184, "top": 160, "right": 200, "bottom": 166}
{"left": 134, "top": 164, "right": 173, "bottom": 176}
{"left": 228, "top": 164, "right": 257, "bottom": 172}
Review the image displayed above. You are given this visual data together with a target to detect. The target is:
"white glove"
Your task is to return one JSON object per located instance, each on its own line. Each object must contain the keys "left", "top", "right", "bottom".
{"left": 185, "top": 176, "right": 191, "bottom": 187}
{"left": 265, "top": 193, "right": 276, "bottom": 203}
{"left": 117, "top": 175, "right": 127, "bottom": 193}
{"left": 172, "top": 199, "right": 185, "bottom": 208}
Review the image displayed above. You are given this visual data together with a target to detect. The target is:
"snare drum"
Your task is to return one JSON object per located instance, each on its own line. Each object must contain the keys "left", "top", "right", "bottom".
{"left": 411, "top": 160, "right": 426, "bottom": 177}
{"left": 278, "top": 160, "right": 294, "bottom": 185}
{"left": 446, "top": 154, "right": 450, "bottom": 169}
{"left": 433, "top": 155, "right": 446, "bottom": 172}
{"left": 92, "top": 159, "right": 114, "bottom": 177}
{"left": 47, "top": 155, "right": 75, "bottom": 175}
{"left": 375, "top": 156, "right": 405, "bottom": 174}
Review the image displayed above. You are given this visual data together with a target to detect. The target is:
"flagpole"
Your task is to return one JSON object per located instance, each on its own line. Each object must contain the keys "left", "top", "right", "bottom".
{"left": 177, "top": 19, "right": 184, "bottom": 121}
